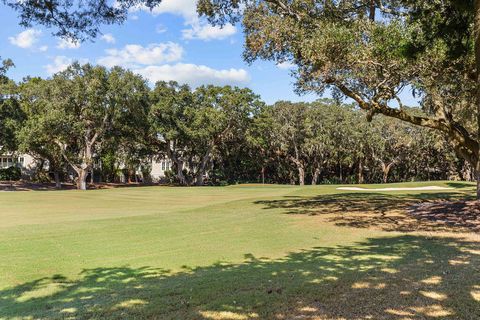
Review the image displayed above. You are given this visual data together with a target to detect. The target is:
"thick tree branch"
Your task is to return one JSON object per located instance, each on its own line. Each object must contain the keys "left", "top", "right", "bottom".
{"left": 331, "top": 79, "right": 479, "bottom": 164}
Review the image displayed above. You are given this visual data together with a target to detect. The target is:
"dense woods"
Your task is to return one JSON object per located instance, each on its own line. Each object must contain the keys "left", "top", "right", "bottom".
{"left": 0, "top": 62, "right": 465, "bottom": 188}
{"left": 1, "top": 1, "right": 480, "bottom": 191}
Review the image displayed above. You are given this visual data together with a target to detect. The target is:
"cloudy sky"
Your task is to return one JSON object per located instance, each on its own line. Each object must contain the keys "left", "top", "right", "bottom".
{"left": 0, "top": 0, "right": 417, "bottom": 106}
{"left": 0, "top": 0, "right": 316, "bottom": 104}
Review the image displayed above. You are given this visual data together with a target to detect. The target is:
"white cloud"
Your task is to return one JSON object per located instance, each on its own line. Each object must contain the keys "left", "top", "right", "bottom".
{"left": 101, "top": 33, "right": 116, "bottom": 44}
{"left": 130, "top": 0, "right": 236, "bottom": 41}
{"left": 44, "top": 56, "right": 88, "bottom": 75}
{"left": 57, "top": 38, "right": 81, "bottom": 49}
{"left": 131, "top": 0, "right": 197, "bottom": 22}
{"left": 9, "top": 29, "right": 42, "bottom": 48}
{"left": 97, "top": 42, "right": 184, "bottom": 68}
{"left": 182, "top": 23, "right": 236, "bottom": 41}
{"left": 44, "top": 56, "right": 73, "bottom": 74}
{"left": 39, "top": 45, "right": 49, "bottom": 52}
{"left": 276, "top": 61, "right": 295, "bottom": 70}
{"left": 135, "top": 63, "right": 250, "bottom": 87}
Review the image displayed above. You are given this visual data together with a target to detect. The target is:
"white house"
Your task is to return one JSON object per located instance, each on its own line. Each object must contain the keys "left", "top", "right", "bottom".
{"left": 1, "top": 152, "right": 173, "bottom": 183}
{"left": 150, "top": 159, "right": 173, "bottom": 181}
{"left": 0, "top": 153, "right": 36, "bottom": 173}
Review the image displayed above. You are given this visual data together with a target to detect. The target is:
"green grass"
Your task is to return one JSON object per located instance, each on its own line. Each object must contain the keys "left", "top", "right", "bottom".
{"left": 0, "top": 181, "right": 479, "bottom": 319}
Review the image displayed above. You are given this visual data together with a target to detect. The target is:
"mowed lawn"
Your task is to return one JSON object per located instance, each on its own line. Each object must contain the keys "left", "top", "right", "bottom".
{"left": 0, "top": 182, "right": 479, "bottom": 319}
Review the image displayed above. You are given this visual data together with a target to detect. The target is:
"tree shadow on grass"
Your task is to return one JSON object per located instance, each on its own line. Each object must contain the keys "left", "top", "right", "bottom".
{"left": 445, "top": 182, "right": 476, "bottom": 189}
{"left": 0, "top": 236, "right": 479, "bottom": 319}
{"left": 255, "top": 192, "right": 480, "bottom": 233}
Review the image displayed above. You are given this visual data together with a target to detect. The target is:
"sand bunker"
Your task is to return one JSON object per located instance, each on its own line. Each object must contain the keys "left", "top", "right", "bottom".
{"left": 336, "top": 186, "right": 454, "bottom": 192}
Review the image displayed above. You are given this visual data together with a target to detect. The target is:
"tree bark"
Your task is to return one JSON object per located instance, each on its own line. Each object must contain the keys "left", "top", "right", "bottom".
{"left": 53, "top": 171, "right": 61, "bottom": 189}
{"left": 195, "top": 152, "right": 211, "bottom": 186}
{"left": 195, "top": 174, "right": 204, "bottom": 186}
{"left": 382, "top": 167, "right": 390, "bottom": 184}
{"left": 290, "top": 157, "right": 305, "bottom": 186}
{"left": 474, "top": 0, "right": 480, "bottom": 199}
{"left": 339, "top": 163, "right": 343, "bottom": 183}
{"left": 170, "top": 157, "right": 186, "bottom": 185}
{"left": 166, "top": 140, "right": 188, "bottom": 185}
{"left": 298, "top": 165, "right": 305, "bottom": 186}
{"left": 381, "top": 161, "right": 396, "bottom": 184}
{"left": 357, "top": 158, "right": 364, "bottom": 184}
{"left": 312, "top": 167, "right": 321, "bottom": 185}
{"left": 176, "top": 162, "right": 187, "bottom": 185}
{"left": 195, "top": 168, "right": 204, "bottom": 186}
{"left": 261, "top": 166, "right": 265, "bottom": 184}
{"left": 76, "top": 168, "right": 88, "bottom": 190}
{"left": 369, "top": 0, "right": 376, "bottom": 21}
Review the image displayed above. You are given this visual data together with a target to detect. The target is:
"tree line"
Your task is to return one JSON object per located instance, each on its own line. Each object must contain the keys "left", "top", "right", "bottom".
{"left": 1, "top": 1, "right": 480, "bottom": 196}
{"left": 0, "top": 62, "right": 466, "bottom": 189}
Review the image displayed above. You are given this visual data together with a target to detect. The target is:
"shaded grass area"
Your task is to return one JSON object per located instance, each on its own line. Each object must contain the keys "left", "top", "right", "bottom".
{"left": 1, "top": 235, "right": 479, "bottom": 319}
{"left": 255, "top": 188, "right": 479, "bottom": 233}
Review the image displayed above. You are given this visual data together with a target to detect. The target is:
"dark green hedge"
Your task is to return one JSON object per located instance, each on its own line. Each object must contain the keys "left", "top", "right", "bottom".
{"left": 0, "top": 166, "right": 21, "bottom": 181}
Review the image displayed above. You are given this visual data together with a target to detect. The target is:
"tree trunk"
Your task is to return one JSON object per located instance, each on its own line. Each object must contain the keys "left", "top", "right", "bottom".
{"left": 290, "top": 157, "right": 305, "bottom": 186}
{"left": 311, "top": 167, "right": 321, "bottom": 185}
{"left": 381, "top": 161, "right": 395, "bottom": 184}
{"left": 195, "top": 161, "right": 208, "bottom": 186}
{"left": 195, "top": 148, "right": 212, "bottom": 186}
{"left": 382, "top": 167, "right": 390, "bottom": 184}
{"left": 261, "top": 166, "right": 265, "bottom": 184}
{"left": 475, "top": 0, "right": 480, "bottom": 199}
{"left": 176, "top": 162, "right": 187, "bottom": 185}
{"left": 76, "top": 168, "right": 88, "bottom": 190}
{"left": 357, "top": 158, "right": 364, "bottom": 184}
{"left": 53, "top": 171, "right": 61, "bottom": 189}
{"left": 195, "top": 172, "right": 204, "bottom": 186}
{"left": 298, "top": 165, "right": 305, "bottom": 186}
{"left": 170, "top": 157, "right": 186, "bottom": 185}
{"left": 369, "top": 0, "right": 376, "bottom": 21}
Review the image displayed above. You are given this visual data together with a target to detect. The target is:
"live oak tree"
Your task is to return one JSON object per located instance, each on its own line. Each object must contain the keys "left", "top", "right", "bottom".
{"left": 246, "top": 104, "right": 278, "bottom": 184}
{"left": 270, "top": 101, "right": 310, "bottom": 185}
{"left": 149, "top": 81, "right": 194, "bottom": 185}
{"left": 17, "top": 77, "right": 67, "bottom": 188}
{"left": 197, "top": 0, "right": 480, "bottom": 198}
{"left": 253, "top": 100, "right": 355, "bottom": 185}
{"left": 305, "top": 101, "right": 355, "bottom": 185}
{"left": 370, "top": 117, "right": 412, "bottom": 183}
{"left": 0, "top": 58, "right": 23, "bottom": 152}
{"left": 20, "top": 63, "right": 149, "bottom": 190}
{"left": 150, "top": 82, "right": 262, "bottom": 185}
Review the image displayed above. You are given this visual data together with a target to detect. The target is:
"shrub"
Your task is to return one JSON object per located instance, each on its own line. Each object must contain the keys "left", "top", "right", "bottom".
{"left": 163, "top": 169, "right": 176, "bottom": 184}
{"left": 0, "top": 166, "right": 21, "bottom": 181}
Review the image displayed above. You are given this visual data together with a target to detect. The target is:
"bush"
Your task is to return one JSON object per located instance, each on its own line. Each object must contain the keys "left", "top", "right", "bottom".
{"left": 0, "top": 166, "right": 21, "bottom": 181}
{"left": 163, "top": 169, "right": 177, "bottom": 184}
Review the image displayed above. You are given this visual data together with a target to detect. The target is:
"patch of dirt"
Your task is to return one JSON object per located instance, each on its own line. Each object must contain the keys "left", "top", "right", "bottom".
{"left": 408, "top": 201, "right": 480, "bottom": 232}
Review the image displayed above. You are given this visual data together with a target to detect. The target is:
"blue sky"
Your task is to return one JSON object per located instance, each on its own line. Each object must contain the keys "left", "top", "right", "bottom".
{"left": 0, "top": 1, "right": 417, "bottom": 106}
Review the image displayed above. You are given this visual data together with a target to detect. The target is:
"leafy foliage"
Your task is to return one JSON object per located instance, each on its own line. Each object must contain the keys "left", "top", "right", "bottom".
{"left": 0, "top": 166, "right": 21, "bottom": 181}
{"left": 2, "top": 0, "right": 164, "bottom": 41}
{"left": 198, "top": 0, "right": 480, "bottom": 185}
